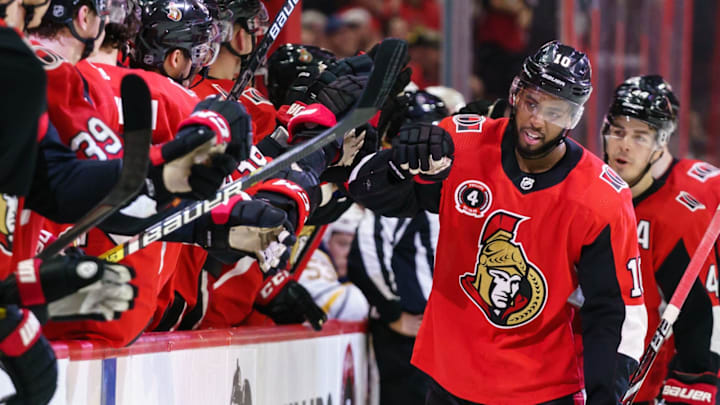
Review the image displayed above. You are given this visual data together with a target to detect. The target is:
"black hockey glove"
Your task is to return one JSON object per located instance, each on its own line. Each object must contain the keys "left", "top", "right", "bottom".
{"left": 255, "top": 270, "right": 327, "bottom": 331}
{"left": 283, "top": 54, "right": 373, "bottom": 107}
{"left": 660, "top": 369, "right": 718, "bottom": 404}
{"left": 192, "top": 96, "right": 253, "bottom": 162}
{"left": 390, "top": 122, "right": 454, "bottom": 182}
{"left": 316, "top": 74, "right": 368, "bottom": 119}
{"left": 0, "top": 254, "right": 137, "bottom": 322}
{"left": 194, "top": 196, "right": 296, "bottom": 272}
{"left": 147, "top": 98, "right": 251, "bottom": 203}
{"left": 0, "top": 306, "right": 57, "bottom": 405}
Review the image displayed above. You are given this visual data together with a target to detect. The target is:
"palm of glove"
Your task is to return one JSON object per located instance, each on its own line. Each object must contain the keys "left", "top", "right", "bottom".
{"left": 391, "top": 123, "right": 455, "bottom": 182}
{"left": 44, "top": 256, "right": 137, "bottom": 322}
{"left": 202, "top": 198, "right": 297, "bottom": 272}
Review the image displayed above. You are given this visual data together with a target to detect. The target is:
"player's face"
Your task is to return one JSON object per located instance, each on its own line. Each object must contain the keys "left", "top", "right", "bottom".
{"left": 488, "top": 269, "right": 521, "bottom": 309}
{"left": 605, "top": 116, "right": 660, "bottom": 182}
{"left": 327, "top": 231, "right": 354, "bottom": 278}
{"left": 514, "top": 89, "right": 571, "bottom": 156}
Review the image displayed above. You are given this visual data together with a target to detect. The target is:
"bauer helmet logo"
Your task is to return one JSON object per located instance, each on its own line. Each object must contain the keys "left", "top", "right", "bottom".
{"left": 166, "top": 5, "right": 182, "bottom": 21}
{"left": 459, "top": 210, "right": 547, "bottom": 328}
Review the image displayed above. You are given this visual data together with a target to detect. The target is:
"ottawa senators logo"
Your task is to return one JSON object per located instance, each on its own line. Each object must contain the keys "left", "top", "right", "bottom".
{"left": 0, "top": 194, "right": 18, "bottom": 256}
{"left": 459, "top": 210, "right": 547, "bottom": 328}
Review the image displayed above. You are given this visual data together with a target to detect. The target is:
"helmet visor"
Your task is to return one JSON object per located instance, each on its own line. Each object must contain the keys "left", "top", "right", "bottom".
{"left": 510, "top": 77, "right": 585, "bottom": 129}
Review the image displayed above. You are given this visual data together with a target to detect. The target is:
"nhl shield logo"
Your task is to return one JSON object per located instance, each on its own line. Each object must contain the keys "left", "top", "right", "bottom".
{"left": 459, "top": 210, "right": 547, "bottom": 328}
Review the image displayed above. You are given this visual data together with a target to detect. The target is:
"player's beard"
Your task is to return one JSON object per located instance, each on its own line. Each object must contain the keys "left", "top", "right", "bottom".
{"left": 511, "top": 120, "right": 566, "bottom": 160}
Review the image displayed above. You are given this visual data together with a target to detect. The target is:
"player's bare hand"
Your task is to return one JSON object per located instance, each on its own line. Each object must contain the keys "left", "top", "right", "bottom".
{"left": 388, "top": 312, "right": 423, "bottom": 337}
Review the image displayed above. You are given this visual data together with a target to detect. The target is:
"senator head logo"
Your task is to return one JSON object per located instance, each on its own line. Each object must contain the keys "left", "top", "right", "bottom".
{"left": 459, "top": 210, "right": 547, "bottom": 328}
{"left": 0, "top": 194, "right": 18, "bottom": 256}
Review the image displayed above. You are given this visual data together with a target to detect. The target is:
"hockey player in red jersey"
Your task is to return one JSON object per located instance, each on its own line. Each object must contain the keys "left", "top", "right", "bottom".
{"left": 347, "top": 41, "right": 647, "bottom": 404}
{"left": 606, "top": 75, "right": 720, "bottom": 404}
{"left": 190, "top": 0, "right": 278, "bottom": 142}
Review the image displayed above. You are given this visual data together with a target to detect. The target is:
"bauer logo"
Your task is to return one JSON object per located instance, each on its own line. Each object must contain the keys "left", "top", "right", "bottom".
{"left": 459, "top": 210, "right": 548, "bottom": 328}
{"left": 269, "top": 0, "right": 300, "bottom": 40}
{"left": 229, "top": 359, "right": 252, "bottom": 405}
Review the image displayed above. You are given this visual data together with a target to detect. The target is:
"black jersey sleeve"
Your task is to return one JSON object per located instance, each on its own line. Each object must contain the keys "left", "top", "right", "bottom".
{"left": 577, "top": 225, "right": 640, "bottom": 404}
{"left": 655, "top": 240, "right": 720, "bottom": 374}
{"left": 347, "top": 149, "right": 441, "bottom": 217}
{"left": 26, "top": 121, "right": 122, "bottom": 223}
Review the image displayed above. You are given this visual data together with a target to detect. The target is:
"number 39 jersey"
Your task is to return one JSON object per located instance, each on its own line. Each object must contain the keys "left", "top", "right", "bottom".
{"left": 410, "top": 116, "right": 646, "bottom": 404}
{"left": 31, "top": 43, "right": 123, "bottom": 160}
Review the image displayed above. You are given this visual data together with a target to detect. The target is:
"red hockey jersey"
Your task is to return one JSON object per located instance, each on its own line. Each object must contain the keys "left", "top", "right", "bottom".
{"left": 632, "top": 166, "right": 720, "bottom": 401}
{"left": 191, "top": 77, "right": 277, "bottom": 143}
{"left": 409, "top": 116, "right": 646, "bottom": 404}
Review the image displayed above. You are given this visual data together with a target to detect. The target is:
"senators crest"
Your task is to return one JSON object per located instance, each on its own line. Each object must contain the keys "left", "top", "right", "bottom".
{"left": 0, "top": 194, "right": 18, "bottom": 256}
{"left": 459, "top": 210, "right": 547, "bottom": 328}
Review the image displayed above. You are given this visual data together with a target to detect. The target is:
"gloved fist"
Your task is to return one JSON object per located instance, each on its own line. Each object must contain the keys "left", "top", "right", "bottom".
{"left": 376, "top": 68, "right": 413, "bottom": 141}
{"left": 255, "top": 270, "right": 327, "bottom": 331}
{"left": 390, "top": 123, "right": 454, "bottom": 182}
{"left": 1, "top": 254, "right": 137, "bottom": 322}
{"left": 316, "top": 74, "right": 368, "bottom": 118}
{"left": 0, "top": 306, "right": 57, "bottom": 405}
{"left": 196, "top": 196, "right": 297, "bottom": 272}
{"left": 147, "top": 98, "right": 249, "bottom": 202}
{"left": 193, "top": 96, "right": 253, "bottom": 162}
{"left": 41, "top": 255, "right": 136, "bottom": 322}
{"left": 661, "top": 370, "right": 718, "bottom": 405}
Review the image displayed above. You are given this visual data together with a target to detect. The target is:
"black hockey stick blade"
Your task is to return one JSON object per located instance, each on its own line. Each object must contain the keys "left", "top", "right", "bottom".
{"left": 99, "top": 39, "right": 408, "bottom": 263}
{"left": 227, "top": 0, "right": 300, "bottom": 101}
{"left": 37, "top": 74, "right": 152, "bottom": 260}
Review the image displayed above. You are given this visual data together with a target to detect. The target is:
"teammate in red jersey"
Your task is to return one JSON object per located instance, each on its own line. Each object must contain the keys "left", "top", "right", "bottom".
{"left": 190, "top": 0, "right": 277, "bottom": 142}
{"left": 611, "top": 75, "right": 720, "bottom": 404}
{"left": 347, "top": 41, "right": 647, "bottom": 404}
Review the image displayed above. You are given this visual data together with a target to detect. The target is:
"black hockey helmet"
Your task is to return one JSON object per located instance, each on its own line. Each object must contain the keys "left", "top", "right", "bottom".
{"left": 509, "top": 40, "right": 592, "bottom": 129}
{"left": 133, "top": 0, "right": 214, "bottom": 76}
{"left": 266, "top": 43, "right": 336, "bottom": 108}
{"left": 405, "top": 90, "right": 449, "bottom": 124}
{"left": 602, "top": 80, "right": 675, "bottom": 146}
{"left": 623, "top": 75, "right": 679, "bottom": 133}
{"left": 47, "top": 0, "right": 108, "bottom": 24}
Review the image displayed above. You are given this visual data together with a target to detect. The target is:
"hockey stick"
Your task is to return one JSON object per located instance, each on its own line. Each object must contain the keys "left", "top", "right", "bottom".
{"left": 622, "top": 203, "right": 720, "bottom": 404}
{"left": 226, "top": 0, "right": 300, "bottom": 101}
{"left": 36, "top": 74, "right": 152, "bottom": 260}
{"left": 99, "top": 38, "right": 408, "bottom": 263}
{"left": 288, "top": 224, "right": 327, "bottom": 274}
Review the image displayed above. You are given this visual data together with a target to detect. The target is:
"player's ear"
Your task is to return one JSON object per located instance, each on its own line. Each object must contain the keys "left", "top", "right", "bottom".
{"left": 163, "top": 49, "right": 184, "bottom": 77}
{"left": 73, "top": 5, "right": 93, "bottom": 34}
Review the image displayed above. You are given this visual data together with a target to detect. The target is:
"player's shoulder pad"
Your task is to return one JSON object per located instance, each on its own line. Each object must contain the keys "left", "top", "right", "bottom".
{"left": 674, "top": 190, "right": 707, "bottom": 212}
{"left": 685, "top": 160, "right": 720, "bottom": 183}
{"left": 30, "top": 43, "right": 68, "bottom": 71}
{"left": 598, "top": 164, "right": 629, "bottom": 193}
